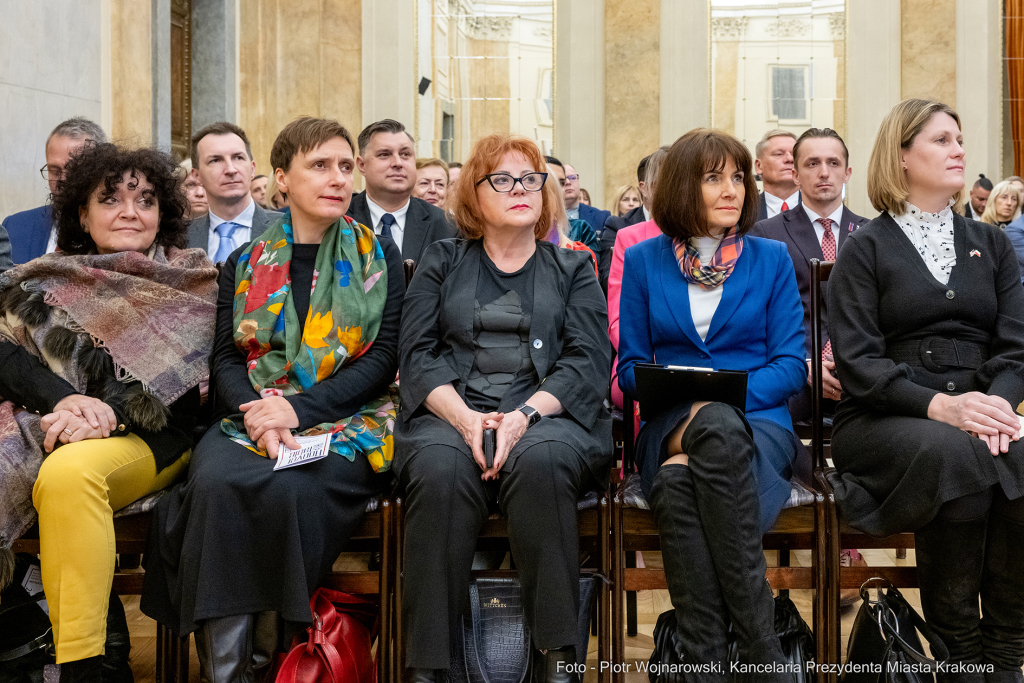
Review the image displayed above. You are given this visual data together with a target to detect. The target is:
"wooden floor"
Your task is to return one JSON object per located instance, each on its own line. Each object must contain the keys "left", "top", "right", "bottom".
{"left": 121, "top": 548, "right": 918, "bottom": 683}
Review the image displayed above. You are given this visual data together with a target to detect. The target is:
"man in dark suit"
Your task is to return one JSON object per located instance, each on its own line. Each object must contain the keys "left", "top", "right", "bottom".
{"left": 597, "top": 153, "right": 658, "bottom": 291}
{"left": 962, "top": 174, "right": 993, "bottom": 221}
{"left": 754, "top": 129, "right": 799, "bottom": 222}
{"left": 186, "top": 122, "right": 281, "bottom": 261}
{"left": 563, "top": 162, "right": 610, "bottom": 234}
{"left": 348, "top": 119, "right": 455, "bottom": 265}
{"left": 2, "top": 117, "right": 106, "bottom": 264}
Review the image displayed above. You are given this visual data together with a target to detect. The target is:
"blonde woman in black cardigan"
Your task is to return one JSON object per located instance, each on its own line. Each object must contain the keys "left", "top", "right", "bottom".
{"left": 829, "top": 99, "right": 1024, "bottom": 682}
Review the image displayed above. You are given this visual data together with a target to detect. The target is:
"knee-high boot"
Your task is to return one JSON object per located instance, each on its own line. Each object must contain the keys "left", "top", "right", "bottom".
{"left": 196, "top": 615, "right": 255, "bottom": 683}
{"left": 648, "top": 463, "right": 730, "bottom": 682}
{"left": 980, "top": 500, "right": 1024, "bottom": 680}
{"left": 677, "top": 404, "right": 791, "bottom": 680}
{"left": 915, "top": 510, "right": 989, "bottom": 683}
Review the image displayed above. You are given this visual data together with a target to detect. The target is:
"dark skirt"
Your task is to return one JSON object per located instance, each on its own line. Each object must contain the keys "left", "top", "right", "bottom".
{"left": 141, "top": 425, "right": 389, "bottom": 635}
{"left": 634, "top": 402, "right": 800, "bottom": 535}
{"left": 831, "top": 405, "right": 1024, "bottom": 537}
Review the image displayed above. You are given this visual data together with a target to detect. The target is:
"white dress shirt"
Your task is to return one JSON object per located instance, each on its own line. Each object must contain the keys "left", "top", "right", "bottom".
{"left": 764, "top": 190, "right": 801, "bottom": 219}
{"left": 801, "top": 203, "right": 844, "bottom": 250}
{"left": 567, "top": 205, "right": 580, "bottom": 221}
{"left": 889, "top": 201, "right": 957, "bottom": 285}
{"left": 208, "top": 198, "right": 256, "bottom": 256}
{"left": 367, "top": 196, "right": 410, "bottom": 253}
{"left": 642, "top": 206, "right": 651, "bottom": 222}
{"left": 46, "top": 225, "right": 58, "bottom": 254}
{"left": 688, "top": 235, "right": 726, "bottom": 341}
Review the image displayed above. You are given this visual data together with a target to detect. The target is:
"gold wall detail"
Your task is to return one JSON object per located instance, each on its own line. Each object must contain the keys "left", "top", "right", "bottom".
{"left": 110, "top": 0, "right": 153, "bottom": 145}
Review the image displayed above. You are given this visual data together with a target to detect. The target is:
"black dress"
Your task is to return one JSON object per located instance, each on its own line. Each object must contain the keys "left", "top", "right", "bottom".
{"left": 828, "top": 212, "right": 1024, "bottom": 537}
{"left": 141, "top": 239, "right": 403, "bottom": 634}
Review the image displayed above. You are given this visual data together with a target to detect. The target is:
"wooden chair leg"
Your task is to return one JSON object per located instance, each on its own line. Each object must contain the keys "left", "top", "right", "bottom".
{"left": 156, "top": 623, "right": 189, "bottom": 683}
{"left": 598, "top": 494, "right": 611, "bottom": 683}
{"left": 394, "top": 497, "right": 405, "bottom": 683}
{"left": 379, "top": 499, "right": 393, "bottom": 683}
{"left": 611, "top": 495, "right": 625, "bottom": 683}
{"left": 625, "top": 550, "right": 637, "bottom": 637}
{"left": 895, "top": 547, "right": 907, "bottom": 560}
{"left": 813, "top": 498, "right": 830, "bottom": 683}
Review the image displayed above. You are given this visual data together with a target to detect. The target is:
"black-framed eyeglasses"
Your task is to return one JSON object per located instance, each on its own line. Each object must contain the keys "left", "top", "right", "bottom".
{"left": 475, "top": 172, "right": 547, "bottom": 193}
{"left": 39, "top": 165, "right": 63, "bottom": 181}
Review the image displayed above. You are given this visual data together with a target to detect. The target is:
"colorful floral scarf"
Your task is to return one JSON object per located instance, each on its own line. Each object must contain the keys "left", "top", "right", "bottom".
{"left": 672, "top": 228, "right": 744, "bottom": 290}
{"left": 221, "top": 215, "right": 397, "bottom": 472}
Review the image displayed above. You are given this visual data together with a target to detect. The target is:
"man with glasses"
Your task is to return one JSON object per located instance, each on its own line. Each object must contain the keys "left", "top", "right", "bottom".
{"left": 552, "top": 158, "right": 610, "bottom": 235}
{"left": 2, "top": 118, "right": 106, "bottom": 264}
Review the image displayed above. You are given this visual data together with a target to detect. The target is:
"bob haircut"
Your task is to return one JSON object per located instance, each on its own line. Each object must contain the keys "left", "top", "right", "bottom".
{"left": 980, "top": 179, "right": 1022, "bottom": 226}
{"left": 270, "top": 116, "right": 355, "bottom": 173}
{"left": 613, "top": 185, "right": 640, "bottom": 215}
{"left": 449, "top": 134, "right": 555, "bottom": 240}
{"left": 415, "top": 157, "right": 450, "bottom": 182}
{"left": 652, "top": 129, "right": 758, "bottom": 240}
{"left": 54, "top": 143, "right": 188, "bottom": 255}
{"left": 867, "top": 99, "right": 965, "bottom": 214}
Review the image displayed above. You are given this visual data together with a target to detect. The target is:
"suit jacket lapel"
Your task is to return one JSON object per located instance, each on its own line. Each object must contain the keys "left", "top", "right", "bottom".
{"left": 659, "top": 241, "right": 708, "bottom": 352}
{"left": 785, "top": 207, "right": 822, "bottom": 264}
{"left": 704, "top": 237, "right": 750, "bottom": 343}
{"left": 347, "top": 192, "right": 372, "bottom": 229}
{"left": 188, "top": 214, "right": 211, "bottom": 251}
{"left": 402, "top": 199, "right": 428, "bottom": 262}
{"left": 758, "top": 193, "right": 768, "bottom": 222}
{"left": 837, "top": 206, "right": 864, "bottom": 251}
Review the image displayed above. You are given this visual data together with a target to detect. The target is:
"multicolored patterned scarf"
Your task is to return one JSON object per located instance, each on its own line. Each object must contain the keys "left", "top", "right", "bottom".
{"left": 672, "top": 228, "right": 744, "bottom": 290}
{"left": 221, "top": 215, "right": 397, "bottom": 473}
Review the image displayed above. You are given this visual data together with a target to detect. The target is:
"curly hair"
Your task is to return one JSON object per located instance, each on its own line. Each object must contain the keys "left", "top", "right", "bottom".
{"left": 53, "top": 143, "right": 189, "bottom": 255}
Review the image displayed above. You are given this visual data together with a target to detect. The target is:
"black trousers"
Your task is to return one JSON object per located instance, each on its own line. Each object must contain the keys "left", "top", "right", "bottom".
{"left": 400, "top": 441, "right": 594, "bottom": 669}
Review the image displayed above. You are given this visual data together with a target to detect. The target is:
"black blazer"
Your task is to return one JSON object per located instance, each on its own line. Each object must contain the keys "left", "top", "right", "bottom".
{"left": 347, "top": 192, "right": 457, "bottom": 266}
{"left": 756, "top": 191, "right": 802, "bottom": 223}
{"left": 597, "top": 205, "right": 646, "bottom": 292}
{"left": 751, "top": 204, "right": 868, "bottom": 357}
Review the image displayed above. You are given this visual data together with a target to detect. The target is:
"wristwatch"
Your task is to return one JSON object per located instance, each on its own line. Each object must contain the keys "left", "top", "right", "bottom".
{"left": 515, "top": 403, "right": 541, "bottom": 428}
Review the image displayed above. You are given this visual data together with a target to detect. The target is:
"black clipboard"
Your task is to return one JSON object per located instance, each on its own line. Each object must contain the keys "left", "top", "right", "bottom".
{"left": 633, "top": 363, "right": 748, "bottom": 421}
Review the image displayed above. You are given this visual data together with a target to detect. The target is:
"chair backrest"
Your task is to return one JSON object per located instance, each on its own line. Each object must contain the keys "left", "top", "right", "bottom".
{"left": 809, "top": 258, "right": 834, "bottom": 471}
{"left": 403, "top": 259, "right": 416, "bottom": 288}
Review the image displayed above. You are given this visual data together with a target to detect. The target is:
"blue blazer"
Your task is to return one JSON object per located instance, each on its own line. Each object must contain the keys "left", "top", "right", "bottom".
{"left": 1004, "top": 215, "right": 1024, "bottom": 285}
{"left": 617, "top": 233, "right": 807, "bottom": 432}
{"left": 578, "top": 203, "right": 611, "bottom": 236}
{"left": 1, "top": 205, "right": 52, "bottom": 265}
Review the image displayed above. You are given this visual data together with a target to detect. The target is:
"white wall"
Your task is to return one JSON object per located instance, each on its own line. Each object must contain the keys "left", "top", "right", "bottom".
{"left": 0, "top": 0, "right": 104, "bottom": 219}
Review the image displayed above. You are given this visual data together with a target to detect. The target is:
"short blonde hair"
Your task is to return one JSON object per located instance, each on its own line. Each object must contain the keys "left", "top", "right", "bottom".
{"left": 867, "top": 99, "right": 965, "bottom": 214}
{"left": 448, "top": 134, "right": 555, "bottom": 240}
{"left": 980, "top": 180, "right": 1022, "bottom": 225}
{"left": 755, "top": 129, "right": 796, "bottom": 159}
{"left": 613, "top": 185, "right": 640, "bottom": 214}
{"left": 416, "top": 157, "right": 449, "bottom": 182}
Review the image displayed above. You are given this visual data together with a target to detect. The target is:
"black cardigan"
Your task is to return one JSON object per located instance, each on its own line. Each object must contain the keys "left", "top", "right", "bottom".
{"left": 828, "top": 211, "right": 1024, "bottom": 418}
{"left": 209, "top": 238, "right": 403, "bottom": 429}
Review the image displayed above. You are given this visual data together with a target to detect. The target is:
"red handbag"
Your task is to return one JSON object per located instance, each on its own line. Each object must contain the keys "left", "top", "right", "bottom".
{"left": 273, "top": 588, "right": 378, "bottom": 683}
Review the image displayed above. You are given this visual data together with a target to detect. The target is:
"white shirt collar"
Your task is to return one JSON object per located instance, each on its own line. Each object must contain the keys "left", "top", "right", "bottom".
{"left": 209, "top": 197, "right": 256, "bottom": 230}
{"left": 763, "top": 190, "right": 801, "bottom": 217}
{"left": 366, "top": 195, "right": 411, "bottom": 232}
{"left": 642, "top": 206, "right": 651, "bottom": 222}
{"left": 802, "top": 203, "right": 845, "bottom": 248}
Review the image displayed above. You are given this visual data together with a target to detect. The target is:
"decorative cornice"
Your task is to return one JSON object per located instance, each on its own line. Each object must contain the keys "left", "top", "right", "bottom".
{"left": 764, "top": 17, "right": 809, "bottom": 38}
{"left": 712, "top": 17, "right": 748, "bottom": 40}
{"left": 467, "top": 16, "right": 513, "bottom": 41}
{"left": 829, "top": 13, "right": 846, "bottom": 39}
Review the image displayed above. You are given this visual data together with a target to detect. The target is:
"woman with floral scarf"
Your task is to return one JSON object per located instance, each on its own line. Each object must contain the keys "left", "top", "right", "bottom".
{"left": 0, "top": 143, "right": 218, "bottom": 682}
{"left": 142, "top": 117, "right": 403, "bottom": 682}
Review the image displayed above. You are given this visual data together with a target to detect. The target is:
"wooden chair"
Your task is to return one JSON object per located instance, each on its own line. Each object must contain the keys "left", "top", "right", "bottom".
{"left": 807, "top": 259, "right": 918, "bottom": 676}
{"left": 611, "top": 395, "right": 831, "bottom": 681}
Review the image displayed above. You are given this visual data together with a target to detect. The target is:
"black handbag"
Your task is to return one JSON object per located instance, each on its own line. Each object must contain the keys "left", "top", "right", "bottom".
{"left": 446, "top": 575, "right": 599, "bottom": 683}
{"left": 841, "top": 577, "right": 949, "bottom": 683}
{"left": 647, "top": 593, "right": 815, "bottom": 683}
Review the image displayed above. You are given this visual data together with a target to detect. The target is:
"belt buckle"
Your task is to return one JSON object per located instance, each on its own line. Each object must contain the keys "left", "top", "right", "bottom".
{"left": 920, "top": 336, "right": 944, "bottom": 373}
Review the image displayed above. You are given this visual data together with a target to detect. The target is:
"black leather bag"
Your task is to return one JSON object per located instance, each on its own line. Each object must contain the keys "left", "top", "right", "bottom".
{"left": 647, "top": 593, "right": 815, "bottom": 683}
{"left": 446, "top": 575, "right": 598, "bottom": 683}
{"left": 841, "top": 578, "right": 948, "bottom": 683}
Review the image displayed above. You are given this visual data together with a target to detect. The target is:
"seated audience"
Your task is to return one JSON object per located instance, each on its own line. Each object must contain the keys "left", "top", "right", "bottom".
{"left": 266, "top": 173, "right": 288, "bottom": 210}
{"left": 829, "top": 99, "right": 1024, "bottom": 678}
{"left": 563, "top": 160, "right": 610, "bottom": 234}
{"left": 349, "top": 119, "right": 456, "bottom": 263}
{"left": 544, "top": 159, "right": 601, "bottom": 254}
{"left": 613, "top": 184, "right": 642, "bottom": 217}
{"left": 396, "top": 133, "right": 611, "bottom": 683}
{"left": 579, "top": 187, "right": 592, "bottom": 206}
{"left": 0, "top": 142, "right": 216, "bottom": 681}
{"left": 607, "top": 146, "right": 668, "bottom": 408}
{"left": 142, "top": 117, "right": 404, "bottom": 682}
{"left": 413, "top": 157, "right": 450, "bottom": 208}
{"left": 2, "top": 117, "right": 106, "bottom": 264}
{"left": 447, "top": 161, "right": 462, "bottom": 187}
{"left": 755, "top": 129, "right": 799, "bottom": 221}
{"left": 618, "top": 129, "right": 806, "bottom": 680}
{"left": 1008, "top": 175, "right": 1024, "bottom": 198}
{"left": 544, "top": 163, "right": 599, "bottom": 272}
{"left": 179, "top": 159, "right": 209, "bottom": 220}
{"left": 250, "top": 174, "right": 269, "bottom": 208}
{"left": 598, "top": 155, "right": 654, "bottom": 289}
{"left": 186, "top": 122, "right": 281, "bottom": 260}
{"left": 963, "top": 173, "right": 993, "bottom": 221}
{"left": 979, "top": 179, "right": 1021, "bottom": 229}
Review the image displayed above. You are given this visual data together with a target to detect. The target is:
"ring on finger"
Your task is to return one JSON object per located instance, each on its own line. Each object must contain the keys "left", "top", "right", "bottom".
{"left": 63, "top": 428, "right": 73, "bottom": 436}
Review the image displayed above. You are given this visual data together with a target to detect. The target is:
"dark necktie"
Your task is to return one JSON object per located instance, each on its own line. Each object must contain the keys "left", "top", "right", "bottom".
{"left": 380, "top": 213, "right": 396, "bottom": 240}
{"left": 819, "top": 218, "right": 836, "bottom": 360}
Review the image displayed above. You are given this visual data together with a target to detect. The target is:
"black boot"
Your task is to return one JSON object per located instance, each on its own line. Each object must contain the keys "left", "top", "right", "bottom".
{"left": 677, "top": 403, "right": 791, "bottom": 680}
{"left": 648, "top": 463, "right": 730, "bottom": 680}
{"left": 981, "top": 495, "right": 1024, "bottom": 678}
{"left": 531, "top": 646, "right": 578, "bottom": 683}
{"left": 915, "top": 503, "right": 989, "bottom": 683}
{"left": 196, "top": 615, "right": 255, "bottom": 683}
{"left": 251, "top": 612, "right": 279, "bottom": 683}
{"left": 60, "top": 656, "right": 103, "bottom": 683}
{"left": 102, "top": 592, "right": 133, "bottom": 683}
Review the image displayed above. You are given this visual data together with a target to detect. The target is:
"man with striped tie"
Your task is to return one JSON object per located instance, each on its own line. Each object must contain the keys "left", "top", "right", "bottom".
{"left": 187, "top": 122, "right": 281, "bottom": 263}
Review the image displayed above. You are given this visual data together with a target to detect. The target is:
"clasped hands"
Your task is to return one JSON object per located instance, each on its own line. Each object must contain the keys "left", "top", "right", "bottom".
{"left": 239, "top": 396, "right": 301, "bottom": 459}
{"left": 452, "top": 406, "right": 529, "bottom": 481}
{"left": 929, "top": 391, "right": 1024, "bottom": 456}
{"left": 40, "top": 394, "right": 117, "bottom": 453}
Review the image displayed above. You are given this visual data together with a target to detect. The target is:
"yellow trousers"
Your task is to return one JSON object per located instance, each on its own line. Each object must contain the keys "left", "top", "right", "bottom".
{"left": 31, "top": 434, "right": 188, "bottom": 663}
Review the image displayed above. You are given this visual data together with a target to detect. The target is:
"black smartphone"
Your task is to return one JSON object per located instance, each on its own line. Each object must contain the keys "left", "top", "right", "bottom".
{"left": 482, "top": 429, "right": 496, "bottom": 469}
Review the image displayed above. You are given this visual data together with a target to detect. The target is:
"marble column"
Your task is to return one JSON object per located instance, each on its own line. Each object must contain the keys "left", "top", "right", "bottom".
{"left": 555, "top": 0, "right": 605, "bottom": 208}
{"left": 109, "top": 0, "right": 153, "bottom": 146}
{"left": 901, "top": 0, "right": 956, "bottom": 105}
{"left": 956, "top": 0, "right": 1003, "bottom": 183}
{"left": 151, "top": 0, "right": 172, "bottom": 151}
{"left": 846, "top": 0, "right": 901, "bottom": 216}
{"left": 362, "top": 0, "right": 415, "bottom": 132}
{"left": 192, "top": 0, "right": 238, "bottom": 131}
{"left": 661, "top": 0, "right": 710, "bottom": 143}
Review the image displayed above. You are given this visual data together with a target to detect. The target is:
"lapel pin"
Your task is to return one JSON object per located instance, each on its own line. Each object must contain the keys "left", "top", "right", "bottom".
{"left": 970, "top": 249, "right": 981, "bottom": 258}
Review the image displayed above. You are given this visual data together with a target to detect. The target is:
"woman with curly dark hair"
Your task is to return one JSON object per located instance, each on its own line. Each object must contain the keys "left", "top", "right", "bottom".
{"left": 0, "top": 143, "right": 218, "bottom": 683}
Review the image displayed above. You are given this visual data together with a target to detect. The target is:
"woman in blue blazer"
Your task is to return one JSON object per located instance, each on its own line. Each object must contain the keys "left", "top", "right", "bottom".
{"left": 618, "top": 129, "right": 806, "bottom": 680}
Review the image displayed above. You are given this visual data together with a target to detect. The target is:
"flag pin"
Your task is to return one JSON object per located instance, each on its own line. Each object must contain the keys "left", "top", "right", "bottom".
{"left": 970, "top": 249, "right": 981, "bottom": 257}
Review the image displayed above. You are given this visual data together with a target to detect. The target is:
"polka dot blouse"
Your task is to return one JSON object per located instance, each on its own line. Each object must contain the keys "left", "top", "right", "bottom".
{"left": 888, "top": 201, "right": 956, "bottom": 285}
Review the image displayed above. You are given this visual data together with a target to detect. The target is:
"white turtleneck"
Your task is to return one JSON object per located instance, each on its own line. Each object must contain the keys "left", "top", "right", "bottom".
{"left": 688, "top": 235, "right": 726, "bottom": 341}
